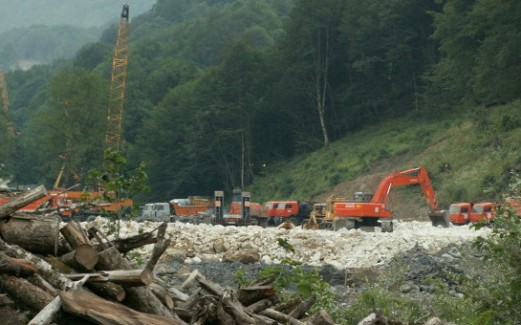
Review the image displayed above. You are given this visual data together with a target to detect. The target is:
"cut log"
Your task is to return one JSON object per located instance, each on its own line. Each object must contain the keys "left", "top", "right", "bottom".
{"left": 27, "top": 295, "right": 61, "bottom": 325}
{"left": 237, "top": 282, "right": 277, "bottom": 306}
{"left": 59, "top": 244, "right": 99, "bottom": 271}
{"left": 0, "top": 213, "right": 60, "bottom": 255}
{"left": 97, "top": 246, "right": 176, "bottom": 318}
{"left": 221, "top": 292, "right": 257, "bottom": 324}
{"left": 0, "top": 185, "right": 47, "bottom": 220}
{"left": 88, "top": 281, "right": 126, "bottom": 302}
{"left": 150, "top": 282, "right": 175, "bottom": 309}
{"left": 66, "top": 269, "right": 153, "bottom": 287}
{"left": 0, "top": 252, "right": 38, "bottom": 276}
{"left": 60, "top": 221, "right": 91, "bottom": 249}
{"left": 169, "top": 286, "right": 189, "bottom": 302}
{"left": 260, "top": 308, "right": 305, "bottom": 325}
{"left": 0, "top": 237, "right": 76, "bottom": 292}
{"left": 111, "top": 230, "right": 158, "bottom": 254}
{"left": 246, "top": 298, "right": 276, "bottom": 313}
{"left": 0, "top": 274, "right": 54, "bottom": 312}
{"left": 60, "top": 290, "right": 186, "bottom": 325}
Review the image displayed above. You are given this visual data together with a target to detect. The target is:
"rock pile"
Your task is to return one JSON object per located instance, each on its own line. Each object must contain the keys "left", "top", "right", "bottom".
{"left": 88, "top": 218, "right": 490, "bottom": 271}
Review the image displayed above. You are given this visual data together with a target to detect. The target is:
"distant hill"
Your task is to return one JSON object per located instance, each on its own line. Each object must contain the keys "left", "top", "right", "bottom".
{"left": 248, "top": 102, "right": 521, "bottom": 220}
{"left": 0, "top": 0, "right": 156, "bottom": 70}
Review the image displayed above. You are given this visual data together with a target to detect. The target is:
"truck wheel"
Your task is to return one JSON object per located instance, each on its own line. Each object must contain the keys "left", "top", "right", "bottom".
{"left": 381, "top": 220, "right": 393, "bottom": 232}
{"left": 259, "top": 218, "right": 268, "bottom": 228}
{"left": 333, "top": 219, "right": 345, "bottom": 231}
{"left": 346, "top": 219, "right": 356, "bottom": 230}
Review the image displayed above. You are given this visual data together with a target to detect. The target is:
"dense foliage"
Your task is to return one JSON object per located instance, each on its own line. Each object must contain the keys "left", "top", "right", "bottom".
{"left": 1, "top": 0, "right": 521, "bottom": 204}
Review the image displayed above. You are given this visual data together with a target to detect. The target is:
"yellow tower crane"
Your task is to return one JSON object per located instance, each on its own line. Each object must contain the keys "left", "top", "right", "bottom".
{"left": 105, "top": 4, "right": 130, "bottom": 151}
{"left": 0, "top": 69, "right": 14, "bottom": 140}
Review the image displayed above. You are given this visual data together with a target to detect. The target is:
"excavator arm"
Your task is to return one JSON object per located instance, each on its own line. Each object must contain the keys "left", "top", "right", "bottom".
{"left": 371, "top": 167, "right": 449, "bottom": 227}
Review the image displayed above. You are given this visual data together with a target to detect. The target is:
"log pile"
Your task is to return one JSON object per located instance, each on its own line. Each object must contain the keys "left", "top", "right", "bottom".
{"left": 0, "top": 187, "right": 335, "bottom": 325}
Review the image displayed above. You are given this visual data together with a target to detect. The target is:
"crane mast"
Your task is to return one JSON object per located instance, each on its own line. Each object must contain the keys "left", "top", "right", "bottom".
{"left": 0, "top": 69, "right": 14, "bottom": 140}
{"left": 105, "top": 4, "right": 130, "bottom": 151}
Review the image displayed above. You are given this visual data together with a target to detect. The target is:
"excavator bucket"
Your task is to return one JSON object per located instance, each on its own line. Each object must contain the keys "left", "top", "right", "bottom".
{"left": 429, "top": 210, "right": 450, "bottom": 227}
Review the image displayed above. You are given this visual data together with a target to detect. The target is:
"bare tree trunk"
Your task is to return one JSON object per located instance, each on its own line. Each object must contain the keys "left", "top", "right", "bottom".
{"left": 0, "top": 185, "right": 47, "bottom": 220}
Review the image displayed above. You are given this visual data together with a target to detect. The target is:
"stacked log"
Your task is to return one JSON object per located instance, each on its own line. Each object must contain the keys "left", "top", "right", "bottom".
{"left": 0, "top": 186, "right": 335, "bottom": 325}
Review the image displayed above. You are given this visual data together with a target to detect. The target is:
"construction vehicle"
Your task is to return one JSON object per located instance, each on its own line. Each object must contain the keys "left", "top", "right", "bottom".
{"left": 170, "top": 196, "right": 213, "bottom": 223}
{"left": 327, "top": 167, "right": 448, "bottom": 232}
{"left": 213, "top": 190, "right": 268, "bottom": 227}
{"left": 105, "top": 4, "right": 130, "bottom": 151}
{"left": 265, "top": 201, "right": 280, "bottom": 219}
{"left": 469, "top": 202, "right": 495, "bottom": 223}
{"left": 140, "top": 202, "right": 171, "bottom": 222}
{"left": 448, "top": 202, "right": 472, "bottom": 225}
{"left": 0, "top": 186, "right": 132, "bottom": 221}
{"left": 268, "top": 200, "right": 311, "bottom": 226}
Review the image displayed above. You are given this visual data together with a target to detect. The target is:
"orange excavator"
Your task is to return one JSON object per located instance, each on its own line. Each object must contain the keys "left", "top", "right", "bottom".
{"left": 328, "top": 167, "right": 448, "bottom": 232}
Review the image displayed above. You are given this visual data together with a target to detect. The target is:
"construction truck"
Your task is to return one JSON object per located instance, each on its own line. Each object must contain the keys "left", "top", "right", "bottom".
{"left": 267, "top": 200, "right": 311, "bottom": 226}
{"left": 449, "top": 201, "right": 496, "bottom": 225}
{"left": 213, "top": 190, "right": 267, "bottom": 227}
{"left": 448, "top": 202, "right": 472, "bottom": 225}
{"left": 469, "top": 202, "right": 495, "bottom": 223}
{"left": 170, "top": 196, "right": 213, "bottom": 223}
{"left": 1, "top": 188, "right": 133, "bottom": 221}
{"left": 325, "top": 167, "right": 448, "bottom": 232}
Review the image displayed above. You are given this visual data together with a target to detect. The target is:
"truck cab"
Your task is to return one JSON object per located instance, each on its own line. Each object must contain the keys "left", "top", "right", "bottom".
{"left": 469, "top": 202, "right": 495, "bottom": 223}
{"left": 140, "top": 202, "right": 171, "bottom": 222}
{"left": 272, "top": 201, "right": 311, "bottom": 226}
{"left": 449, "top": 202, "right": 472, "bottom": 225}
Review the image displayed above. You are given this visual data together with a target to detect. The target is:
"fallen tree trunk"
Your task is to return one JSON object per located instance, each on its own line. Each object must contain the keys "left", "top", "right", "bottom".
{"left": 95, "top": 224, "right": 177, "bottom": 318}
{"left": 66, "top": 269, "right": 153, "bottom": 287}
{"left": 59, "top": 244, "right": 99, "bottom": 271}
{"left": 60, "top": 290, "right": 186, "bottom": 325}
{"left": 0, "top": 185, "right": 47, "bottom": 220}
{"left": 59, "top": 222, "right": 98, "bottom": 271}
{"left": 0, "top": 213, "right": 60, "bottom": 255}
{"left": 0, "top": 252, "right": 38, "bottom": 276}
{"left": 0, "top": 274, "right": 54, "bottom": 312}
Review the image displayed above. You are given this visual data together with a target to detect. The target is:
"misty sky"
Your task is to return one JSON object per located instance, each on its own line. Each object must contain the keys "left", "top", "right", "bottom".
{"left": 0, "top": 0, "right": 156, "bottom": 33}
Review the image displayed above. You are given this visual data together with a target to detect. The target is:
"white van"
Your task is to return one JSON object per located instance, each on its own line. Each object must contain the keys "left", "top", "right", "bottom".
{"left": 140, "top": 202, "right": 172, "bottom": 222}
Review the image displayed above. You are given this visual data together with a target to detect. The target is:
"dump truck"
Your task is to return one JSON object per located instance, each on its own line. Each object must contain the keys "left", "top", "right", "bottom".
{"left": 170, "top": 196, "right": 213, "bottom": 223}
{"left": 448, "top": 202, "right": 472, "bottom": 225}
{"left": 326, "top": 167, "right": 448, "bottom": 232}
{"left": 267, "top": 200, "right": 311, "bottom": 226}
{"left": 469, "top": 202, "right": 495, "bottom": 223}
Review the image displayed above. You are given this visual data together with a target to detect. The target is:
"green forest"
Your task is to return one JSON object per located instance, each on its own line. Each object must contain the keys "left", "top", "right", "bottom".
{"left": 1, "top": 0, "right": 521, "bottom": 204}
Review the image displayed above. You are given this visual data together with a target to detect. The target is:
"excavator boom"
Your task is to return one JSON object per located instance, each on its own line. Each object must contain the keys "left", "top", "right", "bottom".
{"left": 333, "top": 166, "right": 449, "bottom": 231}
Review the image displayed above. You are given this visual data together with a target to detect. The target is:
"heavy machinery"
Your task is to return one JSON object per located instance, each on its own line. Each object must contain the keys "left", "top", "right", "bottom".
{"left": 105, "top": 4, "right": 130, "bottom": 151}
{"left": 448, "top": 202, "right": 472, "bottom": 225}
{"left": 469, "top": 202, "right": 495, "bottom": 223}
{"left": 328, "top": 167, "right": 448, "bottom": 232}
{"left": 267, "top": 200, "right": 311, "bottom": 226}
{"left": 213, "top": 189, "right": 267, "bottom": 227}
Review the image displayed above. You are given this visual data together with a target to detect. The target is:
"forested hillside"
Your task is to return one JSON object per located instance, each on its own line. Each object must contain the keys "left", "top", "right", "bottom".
{"left": 1, "top": 0, "right": 520, "bottom": 206}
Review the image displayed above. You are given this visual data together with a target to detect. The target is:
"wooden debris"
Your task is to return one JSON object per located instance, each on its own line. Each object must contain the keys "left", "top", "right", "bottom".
{"left": 0, "top": 213, "right": 60, "bottom": 255}
{"left": 0, "top": 188, "right": 340, "bottom": 324}
{"left": 0, "top": 185, "right": 47, "bottom": 220}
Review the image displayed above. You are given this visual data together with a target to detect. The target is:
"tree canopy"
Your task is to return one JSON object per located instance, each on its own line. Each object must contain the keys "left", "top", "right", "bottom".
{"left": 1, "top": 0, "right": 521, "bottom": 200}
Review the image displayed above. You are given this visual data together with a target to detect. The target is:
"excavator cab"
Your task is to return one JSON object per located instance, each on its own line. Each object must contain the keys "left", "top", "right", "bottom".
{"left": 353, "top": 192, "right": 373, "bottom": 202}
